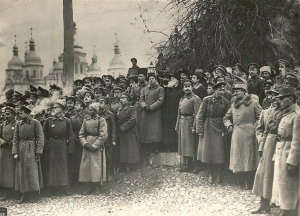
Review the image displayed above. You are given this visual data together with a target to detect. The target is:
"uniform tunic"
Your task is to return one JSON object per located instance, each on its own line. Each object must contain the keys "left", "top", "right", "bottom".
{"left": 223, "top": 95, "right": 262, "bottom": 172}
{"left": 139, "top": 82, "right": 164, "bottom": 143}
{"left": 176, "top": 93, "right": 201, "bottom": 157}
{"left": 272, "top": 104, "right": 299, "bottom": 210}
{"left": 196, "top": 95, "right": 230, "bottom": 164}
{"left": 0, "top": 120, "right": 16, "bottom": 187}
{"left": 43, "top": 116, "right": 74, "bottom": 186}
{"left": 12, "top": 117, "right": 44, "bottom": 193}
{"left": 253, "top": 106, "right": 282, "bottom": 199}
{"left": 115, "top": 105, "right": 140, "bottom": 163}
{"left": 79, "top": 116, "right": 107, "bottom": 182}
{"left": 70, "top": 111, "right": 84, "bottom": 175}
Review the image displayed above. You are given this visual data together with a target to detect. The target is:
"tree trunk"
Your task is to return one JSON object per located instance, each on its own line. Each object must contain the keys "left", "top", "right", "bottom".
{"left": 63, "top": 0, "right": 74, "bottom": 87}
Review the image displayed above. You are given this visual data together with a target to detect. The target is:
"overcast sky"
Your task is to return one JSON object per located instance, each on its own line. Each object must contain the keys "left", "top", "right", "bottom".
{"left": 0, "top": 0, "right": 173, "bottom": 84}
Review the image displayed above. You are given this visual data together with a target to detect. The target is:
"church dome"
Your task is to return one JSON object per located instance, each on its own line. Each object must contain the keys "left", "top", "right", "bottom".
{"left": 24, "top": 38, "right": 41, "bottom": 64}
{"left": 88, "top": 54, "right": 102, "bottom": 72}
{"left": 109, "top": 40, "right": 125, "bottom": 68}
{"left": 7, "top": 45, "right": 24, "bottom": 70}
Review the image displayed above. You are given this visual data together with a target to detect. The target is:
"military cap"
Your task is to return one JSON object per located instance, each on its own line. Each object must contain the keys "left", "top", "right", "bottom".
{"left": 99, "top": 96, "right": 109, "bottom": 104}
{"left": 171, "top": 72, "right": 180, "bottom": 81}
{"left": 115, "top": 76, "right": 126, "bottom": 84}
{"left": 247, "top": 63, "right": 260, "bottom": 70}
{"left": 278, "top": 59, "right": 291, "bottom": 68}
{"left": 66, "top": 96, "right": 76, "bottom": 103}
{"left": 234, "top": 76, "right": 248, "bottom": 85}
{"left": 112, "top": 87, "right": 123, "bottom": 93}
{"left": 89, "top": 102, "right": 100, "bottom": 113}
{"left": 103, "top": 75, "right": 115, "bottom": 82}
{"left": 93, "top": 77, "right": 105, "bottom": 86}
{"left": 178, "top": 69, "right": 190, "bottom": 77}
{"left": 29, "top": 91, "right": 38, "bottom": 98}
{"left": 128, "top": 76, "right": 138, "bottom": 83}
{"left": 93, "top": 87, "right": 103, "bottom": 93}
{"left": 183, "top": 79, "right": 193, "bottom": 86}
{"left": 194, "top": 68, "right": 204, "bottom": 74}
{"left": 284, "top": 77, "right": 298, "bottom": 88}
{"left": 74, "top": 79, "right": 83, "bottom": 85}
{"left": 285, "top": 72, "right": 297, "bottom": 79}
{"left": 84, "top": 91, "right": 95, "bottom": 99}
{"left": 120, "top": 78, "right": 129, "bottom": 87}
{"left": 148, "top": 72, "right": 157, "bottom": 79}
{"left": 75, "top": 98, "right": 85, "bottom": 109}
{"left": 54, "top": 99, "right": 66, "bottom": 110}
{"left": 5, "top": 102, "right": 15, "bottom": 109}
{"left": 49, "top": 84, "right": 62, "bottom": 91}
{"left": 264, "top": 80, "right": 274, "bottom": 87}
{"left": 38, "top": 86, "right": 49, "bottom": 97}
{"left": 192, "top": 71, "right": 205, "bottom": 81}
{"left": 82, "top": 77, "right": 93, "bottom": 83}
{"left": 232, "top": 83, "right": 248, "bottom": 92}
{"left": 266, "top": 84, "right": 282, "bottom": 94}
{"left": 137, "top": 68, "right": 148, "bottom": 77}
{"left": 161, "top": 71, "right": 171, "bottom": 78}
{"left": 5, "top": 89, "right": 14, "bottom": 96}
{"left": 13, "top": 91, "right": 23, "bottom": 98}
{"left": 213, "top": 82, "right": 226, "bottom": 90}
{"left": 276, "top": 87, "right": 296, "bottom": 98}
{"left": 30, "top": 85, "right": 37, "bottom": 93}
{"left": 211, "top": 65, "right": 227, "bottom": 76}
{"left": 46, "top": 102, "right": 55, "bottom": 110}
{"left": 234, "top": 63, "right": 246, "bottom": 72}
{"left": 20, "top": 105, "right": 32, "bottom": 114}
{"left": 5, "top": 106, "right": 16, "bottom": 114}
{"left": 131, "top": 58, "right": 137, "bottom": 62}
{"left": 120, "top": 92, "right": 132, "bottom": 102}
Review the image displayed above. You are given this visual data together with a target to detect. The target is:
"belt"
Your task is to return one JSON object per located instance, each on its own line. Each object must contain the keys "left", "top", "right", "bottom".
{"left": 49, "top": 137, "right": 66, "bottom": 140}
{"left": 180, "top": 114, "right": 193, "bottom": 117}
{"left": 86, "top": 132, "right": 99, "bottom": 136}
{"left": 276, "top": 135, "right": 292, "bottom": 142}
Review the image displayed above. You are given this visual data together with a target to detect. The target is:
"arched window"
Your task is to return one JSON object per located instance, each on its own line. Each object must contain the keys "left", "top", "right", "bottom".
{"left": 33, "top": 70, "right": 36, "bottom": 78}
{"left": 80, "top": 64, "right": 83, "bottom": 74}
{"left": 40, "top": 70, "right": 42, "bottom": 78}
{"left": 75, "top": 62, "right": 78, "bottom": 74}
{"left": 26, "top": 71, "right": 29, "bottom": 78}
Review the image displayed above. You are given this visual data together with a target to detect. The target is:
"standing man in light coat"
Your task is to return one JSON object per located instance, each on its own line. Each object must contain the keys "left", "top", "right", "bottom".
{"left": 272, "top": 87, "right": 299, "bottom": 216}
{"left": 139, "top": 72, "right": 164, "bottom": 154}
{"left": 223, "top": 82, "right": 262, "bottom": 190}
{"left": 13, "top": 105, "right": 44, "bottom": 203}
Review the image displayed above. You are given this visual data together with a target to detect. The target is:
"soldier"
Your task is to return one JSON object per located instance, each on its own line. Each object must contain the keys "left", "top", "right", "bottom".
{"left": 12, "top": 105, "right": 44, "bottom": 203}
{"left": 82, "top": 91, "right": 95, "bottom": 120}
{"left": 43, "top": 100, "right": 74, "bottom": 196}
{"left": 65, "top": 96, "right": 77, "bottom": 118}
{"left": 109, "top": 87, "right": 122, "bottom": 113}
{"left": 261, "top": 81, "right": 275, "bottom": 110}
{"left": 178, "top": 69, "right": 190, "bottom": 86}
{"left": 98, "top": 96, "right": 116, "bottom": 179}
{"left": 223, "top": 82, "right": 262, "bottom": 190}
{"left": 251, "top": 86, "right": 283, "bottom": 214}
{"left": 276, "top": 59, "right": 292, "bottom": 86}
{"left": 176, "top": 80, "right": 201, "bottom": 172}
{"left": 115, "top": 92, "right": 140, "bottom": 172}
{"left": 82, "top": 77, "right": 93, "bottom": 88}
{"left": 272, "top": 87, "right": 299, "bottom": 216}
{"left": 103, "top": 75, "right": 115, "bottom": 102}
{"left": 196, "top": 82, "right": 231, "bottom": 182}
{"left": 248, "top": 63, "right": 265, "bottom": 100}
{"left": 260, "top": 66, "right": 273, "bottom": 82}
{"left": 70, "top": 98, "right": 85, "bottom": 185}
{"left": 74, "top": 79, "right": 83, "bottom": 91}
{"left": 0, "top": 105, "right": 17, "bottom": 200}
{"left": 79, "top": 103, "right": 108, "bottom": 195}
{"left": 139, "top": 73, "right": 164, "bottom": 154}
{"left": 127, "top": 58, "right": 139, "bottom": 78}
{"left": 94, "top": 87, "right": 104, "bottom": 102}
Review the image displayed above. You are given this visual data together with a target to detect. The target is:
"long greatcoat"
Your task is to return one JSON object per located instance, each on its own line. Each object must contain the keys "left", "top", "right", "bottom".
{"left": 115, "top": 105, "right": 140, "bottom": 163}
{"left": 272, "top": 104, "right": 299, "bottom": 210}
{"left": 223, "top": 95, "right": 262, "bottom": 173}
{"left": 79, "top": 116, "right": 107, "bottom": 182}
{"left": 176, "top": 93, "right": 201, "bottom": 157}
{"left": 253, "top": 106, "right": 283, "bottom": 199}
{"left": 196, "top": 95, "right": 230, "bottom": 164}
{"left": 0, "top": 120, "right": 16, "bottom": 187}
{"left": 12, "top": 117, "right": 44, "bottom": 193}
{"left": 139, "top": 82, "right": 164, "bottom": 143}
{"left": 162, "top": 85, "right": 184, "bottom": 148}
{"left": 43, "top": 116, "right": 74, "bottom": 186}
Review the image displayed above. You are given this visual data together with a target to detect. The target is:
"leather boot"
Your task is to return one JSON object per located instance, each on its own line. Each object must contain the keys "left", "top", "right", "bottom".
{"left": 216, "top": 174, "right": 222, "bottom": 184}
{"left": 29, "top": 192, "right": 39, "bottom": 203}
{"left": 208, "top": 173, "right": 213, "bottom": 184}
{"left": 179, "top": 166, "right": 190, "bottom": 172}
{"left": 82, "top": 183, "right": 96, "bottom": 195}
{"left": 18, "top": 193, "right": 29, "bottom": 204}
{"left": 251, "top": 197, "right": 271, "bottom": 214}
{"left": 65, "top": 186, "right": 70, "bottom": 196}
{"left": 192, "top": 166, "right": 201, "bottom": 174}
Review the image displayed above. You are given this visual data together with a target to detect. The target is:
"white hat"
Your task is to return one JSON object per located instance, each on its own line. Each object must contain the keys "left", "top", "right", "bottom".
{"left": 260, "top": 66, "right": 271, "bottom": 74}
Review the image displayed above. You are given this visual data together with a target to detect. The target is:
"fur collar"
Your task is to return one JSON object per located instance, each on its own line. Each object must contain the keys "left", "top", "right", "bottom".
{"left": 234, "top": 94, "right": 252, "bottom": 108}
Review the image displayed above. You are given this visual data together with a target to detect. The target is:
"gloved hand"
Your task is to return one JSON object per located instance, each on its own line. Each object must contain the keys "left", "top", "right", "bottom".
{"left": 89, "top": 145, "right": 97, "bottom": 152}
{"left": 144, "top": 106, "right": 151, "bottom": 111}
{"left": 287, "top": 164, "right": 298, "bottom": 177}
{"left": 258, "top": 151, "right": 263, "bottom": 158}
{"left": 84, "top": 143, "right": 92, "bottom": 149}
{"left": 36, "top": 153, "right": 41, "bottom": 161}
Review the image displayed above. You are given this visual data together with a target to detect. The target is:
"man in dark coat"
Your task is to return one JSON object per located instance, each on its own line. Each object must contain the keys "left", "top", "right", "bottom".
{"left": 43, "top": 100, "right": 74, "bottom": 196}
{"left": 191, "top": 71, "right": 207, "bottom": 100}
{"left": 103, "top": 75, "right": 115, "bottom": 102}
{"left": 98, "top": 96, "right": 116, "bottom": 179}
{"left": 65, "top": 96, "right": 77, "bottom": 119}
{"left": 162, "top": 72, "right": 184, "bottom": 152}
{"left": 0, "top": 106, "right": 17, "bottom": 200}
{"left": 109, "top": 87, "right": 122, "bottom": 113}
{"left": 12, "top": 105, "right": 44, "bottom": 203}
{"left": 248, "top": 63, "right": 265, "bottom": 101}
{"left": 126, "top": 58, "right": 139, "bottom": 78}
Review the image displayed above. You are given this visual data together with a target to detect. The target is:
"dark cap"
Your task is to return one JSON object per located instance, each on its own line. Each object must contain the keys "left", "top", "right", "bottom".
{"left": 138, "top": 68, "right": 148, "bottom": 77}
{"left": 84, "top": 91, "right": 95, "bottom": 99}
{"left": 121, "top": 92, "right": 132, "bottom": 102}
{"left": 103, "top": 75, "right": 115, "bottom": 82}
{"left": 93, "top": 87, "right": 103, "bottom": 93}
{"left": 276, "top": 87, "right": 296, "bottom": 98}
{"left": 98, "top": 96, "right": 109, "bottom": 104}
{"left": 93, "top": 77, "right": 105, "bottom": 86}
{"left": 82, "top": 77, "right": 93, "bottom": 83}
{"left": 247, "top": 63, "right": 259, "bottom": 70}
{"left": 148, "top": 72, "right": 157, "bottom": 79}
{"left": 264, "top": 80, "right": 274, "bottom": 87}
{"left": 128, "top": 76, "right": 138, "bottom": 83}
{"left": 5, "top": 106, "right": 16, "bottom": 115}
{"left": 183, "top": 79, "right": 193, "bottom": 86}
{"left": 278, "top": 59, "right": 291, "bottom": 68}
{"left": 178, "top": 69, "right": 190, "bottom": 77}
{"left": 74, "top": 79, "right": 83, "bottom": 85}
{"left": 66, "top": 96, "right": 76, "bottom": 103}
{"left": 213, "top": 82, "right": 226, "bottom": 90}
{"left": 171, "top": 72, "right": 180, "bottom": 81}
{"left": 75, "top": 98, "right": 85, "bottom": 109}
{"left": 20, "top": 105, "right": 32, "bottom": 114}
{"left": 30, "top": 85, "right": 37, "bottom": 93}
{"left": 113, "top": 87, "right": 123, "bottom": 93}
{"left": 131, "top": 58, "right": 137, "bottom": 62}
{"left": 211, "top": 65, "right": 227, "bottom": 76}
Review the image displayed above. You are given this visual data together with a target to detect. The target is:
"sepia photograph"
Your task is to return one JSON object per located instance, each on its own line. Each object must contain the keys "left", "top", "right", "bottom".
{"left": 0, "top": 0, "right": 300, "bottom": 215}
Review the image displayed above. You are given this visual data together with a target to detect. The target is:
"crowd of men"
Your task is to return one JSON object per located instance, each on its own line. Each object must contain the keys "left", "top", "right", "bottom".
{"left": 0, "top": 57, "right": 299, "bottom": 215}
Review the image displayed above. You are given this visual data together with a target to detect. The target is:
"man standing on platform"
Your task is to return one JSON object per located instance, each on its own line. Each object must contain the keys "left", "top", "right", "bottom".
{"left": 127, "top": 58, "right": 139, "bottom": 78}
{"left": 12, "top": 105, "right": 44, "bottom": 203}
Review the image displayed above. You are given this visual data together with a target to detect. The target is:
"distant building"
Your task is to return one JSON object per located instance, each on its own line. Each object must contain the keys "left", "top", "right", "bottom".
{"left": 86, "top": 53, "right": 102, "bottom": 77}
{"left": 3, "top": 36, "right": 46, "bottom": 92}
{"left": 108, "top": 37, "right": 126, "bottom": 77}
